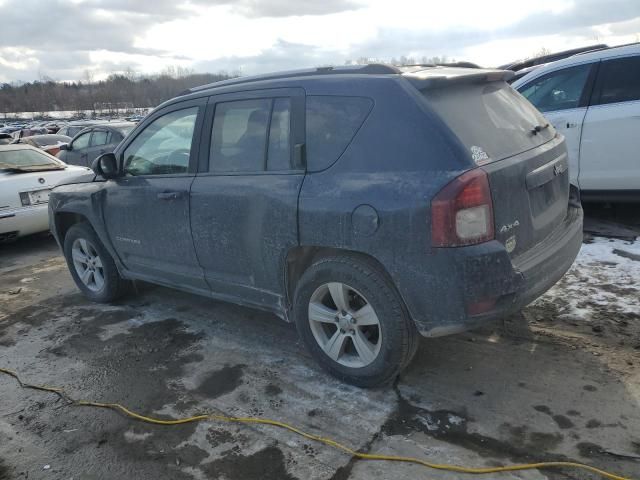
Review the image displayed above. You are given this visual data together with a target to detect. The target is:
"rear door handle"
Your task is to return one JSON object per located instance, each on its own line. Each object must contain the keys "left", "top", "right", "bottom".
{"left": 157, "top": 191, "right": 184, "bottom": 200}
{"left": 565, "top": 122, "right": 578, "bottom": 128}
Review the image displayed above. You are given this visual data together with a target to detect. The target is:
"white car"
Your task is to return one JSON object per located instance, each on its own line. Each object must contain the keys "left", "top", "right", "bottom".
{"left": 0, "top": 144, "right": 91, "bottom": 242}
{"left": 513, "top": 43, "right": 640, "bottom": 202}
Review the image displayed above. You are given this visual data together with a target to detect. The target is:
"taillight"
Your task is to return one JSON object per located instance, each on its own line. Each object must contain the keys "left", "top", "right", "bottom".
{"left": 431, "top": 169, "right": 495, "bottom": 247}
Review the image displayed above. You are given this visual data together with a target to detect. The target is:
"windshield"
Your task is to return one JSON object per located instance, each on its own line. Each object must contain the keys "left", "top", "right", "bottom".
{"left": 0, "top": 148, "right": 65, "bottom": 171}
{"left": 423, "top": 81, "right": 555, "bottom": 163}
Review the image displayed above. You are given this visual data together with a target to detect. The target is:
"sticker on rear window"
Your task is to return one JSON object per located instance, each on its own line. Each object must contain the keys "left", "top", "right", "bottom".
{"left": 470, "top": 146, "right": 490, "bottom": 165}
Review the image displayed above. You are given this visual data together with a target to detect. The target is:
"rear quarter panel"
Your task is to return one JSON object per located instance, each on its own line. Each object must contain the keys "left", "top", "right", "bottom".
{"left": 298, "top": 77, "right": 473, "bottom": 328}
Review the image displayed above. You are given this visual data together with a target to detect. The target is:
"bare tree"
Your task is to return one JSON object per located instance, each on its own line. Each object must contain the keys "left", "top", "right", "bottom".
{"left": 0, "top": 69, "right": 236, "bottom": 116}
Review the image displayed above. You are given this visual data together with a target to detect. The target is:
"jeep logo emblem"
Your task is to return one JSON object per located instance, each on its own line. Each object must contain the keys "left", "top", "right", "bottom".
{"left": 553, "top": 164, "right": 566, "bottom": 176}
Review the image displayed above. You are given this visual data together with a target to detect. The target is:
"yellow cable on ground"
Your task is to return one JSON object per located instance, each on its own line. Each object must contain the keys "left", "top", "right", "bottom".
{"left": 0, "top": 367, "right": 634, "bottom": 480}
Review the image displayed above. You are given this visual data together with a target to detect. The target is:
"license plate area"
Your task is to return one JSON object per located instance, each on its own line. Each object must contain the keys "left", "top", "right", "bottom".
{"left": 20, "top": 188, "right": 51, "bottom": 206}
{"left": 525, "top": 153, "right": 569, "bottom": 220}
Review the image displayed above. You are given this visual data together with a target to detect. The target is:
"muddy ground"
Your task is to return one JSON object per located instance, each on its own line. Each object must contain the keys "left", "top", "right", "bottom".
{"left": 0, "top": 224, "right": 639, "bottom": 480}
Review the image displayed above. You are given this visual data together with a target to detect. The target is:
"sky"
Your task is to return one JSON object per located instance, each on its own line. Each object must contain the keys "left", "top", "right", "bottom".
{"left": 0, "top": 0, "right": 639, "bottom": 83}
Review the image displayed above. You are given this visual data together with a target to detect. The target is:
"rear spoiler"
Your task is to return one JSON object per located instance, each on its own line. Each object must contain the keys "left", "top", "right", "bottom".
{"left": 401, "top": 67, "right": 515, "bottom": 90}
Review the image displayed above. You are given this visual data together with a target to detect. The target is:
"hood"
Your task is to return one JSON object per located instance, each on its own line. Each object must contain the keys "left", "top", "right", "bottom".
{"left": 54, "top": 168, "right": 96, "bottom": 187}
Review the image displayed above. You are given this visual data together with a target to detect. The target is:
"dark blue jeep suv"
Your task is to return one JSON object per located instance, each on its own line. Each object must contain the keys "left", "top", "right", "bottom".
{"left": 49, "top": 64, "right": 583, "bottom": 386}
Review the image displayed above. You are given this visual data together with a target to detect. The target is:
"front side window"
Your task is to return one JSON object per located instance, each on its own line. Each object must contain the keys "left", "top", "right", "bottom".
{"left": 595, "top": 56, "right": 640, "bottom": 105}
{"left": 123, "top": 107, "right": 198, "bottom": 176}
{"left": 518, "top": 64, "right": 592, "bottom": 112}
{"left": 72, "top": 131, "right": 91, "bottom": 150}
{"left": 210, "top": 97, "right": 292, "bottom": 172}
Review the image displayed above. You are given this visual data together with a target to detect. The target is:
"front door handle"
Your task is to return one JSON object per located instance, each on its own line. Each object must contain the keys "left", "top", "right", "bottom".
{"left": 157, "top": 191, "right": 184, "bottom": 200}
{"left": 566, "top": 122, "right": 578, "bottom": 128}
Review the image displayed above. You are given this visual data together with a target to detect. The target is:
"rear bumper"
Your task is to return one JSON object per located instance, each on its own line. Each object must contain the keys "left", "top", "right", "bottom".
{"left": 405, "top": 204, "right": 583, "bottom": 336}
{"left": 0, "top": 204, "right": 49, "bottom": 241}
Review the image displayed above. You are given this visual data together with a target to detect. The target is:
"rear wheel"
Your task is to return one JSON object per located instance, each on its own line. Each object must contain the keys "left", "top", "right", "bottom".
{"left": 294, "top": 255, "right": 418, "bottom": 387}
{"left": 63, "top": 222, "right": 130, "bottom": 302}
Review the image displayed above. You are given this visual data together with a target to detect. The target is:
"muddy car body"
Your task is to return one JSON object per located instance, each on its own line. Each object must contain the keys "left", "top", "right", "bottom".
{"left": 49, "top": 64, "right": 583, "bottom": 386}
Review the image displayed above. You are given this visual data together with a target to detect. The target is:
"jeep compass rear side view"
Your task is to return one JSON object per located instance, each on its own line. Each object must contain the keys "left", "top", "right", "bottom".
{"left": 50, "top": 64, "right": 583, "bottom": 387}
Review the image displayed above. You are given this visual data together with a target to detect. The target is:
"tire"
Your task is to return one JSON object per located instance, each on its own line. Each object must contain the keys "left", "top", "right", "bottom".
{"left": 63, "top": 222, "right": 130, "bottom": 302}
{"left": 293, "top": 255, "right": 418, "bottom": 387}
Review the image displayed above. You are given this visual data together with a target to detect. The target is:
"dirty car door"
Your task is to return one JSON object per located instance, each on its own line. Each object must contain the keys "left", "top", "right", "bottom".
{"left": 190, "top": 89, "right": 305, "bottom": 311}
{"left": 63, "top": 130, "right": 92, "bottom": 166}
{"left": 102, "top": 101, "right": 208, "bottom": 292}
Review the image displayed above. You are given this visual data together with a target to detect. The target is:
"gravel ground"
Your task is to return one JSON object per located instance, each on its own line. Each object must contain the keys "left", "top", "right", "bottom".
{"left": 0, "top": 230, "right": 638, "bottom": 480}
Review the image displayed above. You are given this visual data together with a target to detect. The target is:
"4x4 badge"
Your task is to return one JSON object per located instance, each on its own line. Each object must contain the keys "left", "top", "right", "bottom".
{"left": 499, "top": 220, "right": 520, "bottom": 234}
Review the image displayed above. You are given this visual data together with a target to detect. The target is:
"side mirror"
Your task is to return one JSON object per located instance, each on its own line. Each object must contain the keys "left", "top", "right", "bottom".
{"left": 59, "top": 143, "right": 69, "bottom": 151}
{"left": 92, "top": 152, "right": 119, "bottom": 179}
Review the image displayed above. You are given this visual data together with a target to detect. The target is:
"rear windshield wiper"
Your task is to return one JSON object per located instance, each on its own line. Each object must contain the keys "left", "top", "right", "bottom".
{"left": 531, "top": 123, "right": 550, "bottom": 135}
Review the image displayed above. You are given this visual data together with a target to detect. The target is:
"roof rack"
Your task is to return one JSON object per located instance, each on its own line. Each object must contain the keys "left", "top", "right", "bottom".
{"left": 499, "top": 44, "right": 608, "bottom": 71}
{"left": 400, "top": 62, "right": 481, "bottom": 69}
{"left": 572, "top": 41, "right": 640, "bottom": 57}
{"left": 188, "top": 64, "right": 401, "bottom": 94}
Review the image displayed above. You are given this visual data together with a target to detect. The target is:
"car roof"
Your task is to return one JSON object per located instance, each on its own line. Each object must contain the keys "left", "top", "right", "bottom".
{"left": 513, "top": 42, "right": 640, "bottom": 87}
{"left": 187, "top": 64, "right": 401, "bottom": 94}
{"left": 161, "top": 64, "right": 513, "bottom": 111}
{"left": 76, "top": 122, "right": 134, "bottom": 132}
{"left": 498, "top": 44, "right": 609, "bottom": 71}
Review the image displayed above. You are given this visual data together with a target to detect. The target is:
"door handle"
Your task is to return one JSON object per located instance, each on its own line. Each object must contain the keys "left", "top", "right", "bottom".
{"left": 566, "top": 122, "right": 578, "bottom": 128}
{"left": 157, "top": 191, "right": 184, "bottom": 200}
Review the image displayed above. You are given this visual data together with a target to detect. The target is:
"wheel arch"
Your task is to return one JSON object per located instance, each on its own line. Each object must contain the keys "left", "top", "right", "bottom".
{"left": 283, "top": 245, "right": 406, "bottom": 315}
{"left": 53, "top": 211, "right": 91, "bottom": 245}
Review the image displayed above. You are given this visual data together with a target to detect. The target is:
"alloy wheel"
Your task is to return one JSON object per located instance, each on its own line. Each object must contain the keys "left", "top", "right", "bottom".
{"left": 308, "top": 282, "right": 382, "bottom": 368}
{"left": 71, "top": 238, "right": 105, "bottom": 292}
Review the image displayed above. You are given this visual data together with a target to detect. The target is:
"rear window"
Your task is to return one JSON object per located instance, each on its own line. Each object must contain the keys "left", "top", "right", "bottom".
{"left": 423, "top": 82, "right": 555, "bottom": 163}
{"left": 0, "top": 148, "right": 64, "bottom": 171}
{"left": 306, "top": 96, "right": 373, "bottom": 172}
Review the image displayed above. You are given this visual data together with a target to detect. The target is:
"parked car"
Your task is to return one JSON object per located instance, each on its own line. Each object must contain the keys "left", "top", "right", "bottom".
{"left": 0, "top": 145, "right": 90, "bottom": 242}
{"left": 14, "top": 134, "right": 72, "bottom": 157}
{"left": 39, "top": 122, "right": 62, "bottom": 134}
{"left": 56, "top": 123, "right": 135, "bottom": 167}
{"left": 499, "top": 44, "right": 608, "bottom": 72}
{"left": 513, "top": 43, "right": 640, "bottom": 202}
{"left": 50, "top": 64, "right": 582, "bottom": 386}
{"left": 57, "top": 121, "right": 103, "bottom": 138}
{"left": 0, "top": 133, "right": 13, "bottom": 145}
{"left": 507, "top": 64, "right": 543, "bottom": 84}
{"left": 13, "top": 127, "right": 48, "bottom": 139}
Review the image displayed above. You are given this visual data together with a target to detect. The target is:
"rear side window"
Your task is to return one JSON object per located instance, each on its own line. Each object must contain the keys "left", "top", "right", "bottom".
{"left": 518, "top": 64, "right": 592, "bottom": 112}
{"left": 594, "top": 56, "right": 640, "bottom": 105}
{"left": 305, "top": 96, "right": 373, "bottom": 172}
{"left": 210, "top": 98, "right": 292, "bottom": 173}
{"left": 425, "top": 82, "right": 555, "bottom": 163}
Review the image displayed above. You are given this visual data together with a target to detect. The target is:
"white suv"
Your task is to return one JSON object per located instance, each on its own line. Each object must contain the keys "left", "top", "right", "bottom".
{"left": 513, "top": 43, "right": 640, "bottom": 202}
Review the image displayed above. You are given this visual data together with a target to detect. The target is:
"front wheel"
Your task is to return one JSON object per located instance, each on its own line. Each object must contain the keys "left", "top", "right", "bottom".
{"left": 293, "top": 255, "right": 418, "bottom": 387}
{"left": 63, "top": 222, "right": 130, "bottom": 302}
